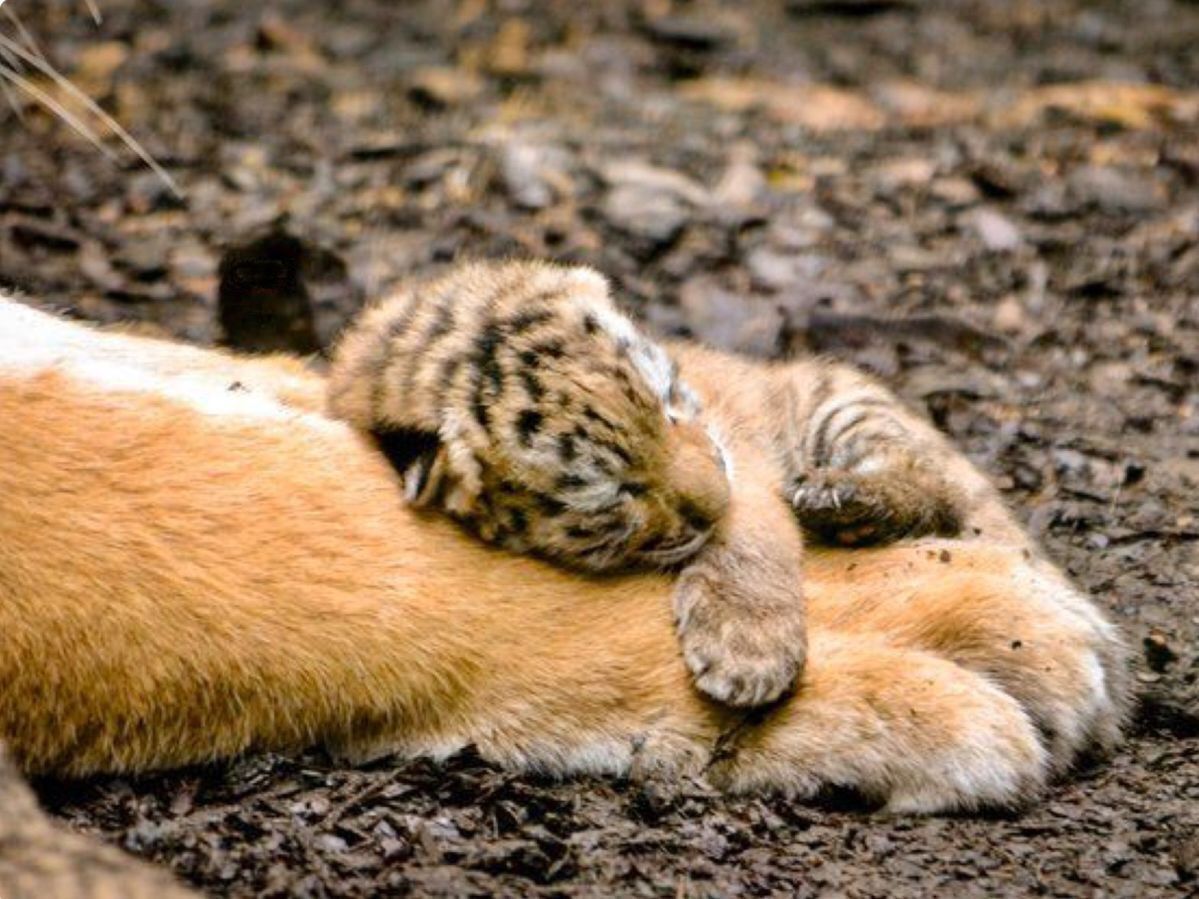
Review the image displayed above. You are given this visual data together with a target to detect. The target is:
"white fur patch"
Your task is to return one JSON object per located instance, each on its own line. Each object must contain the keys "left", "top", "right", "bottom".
{"left": 583, "top": 300, "right": 678, "bottom": 408}
{"left": 0, "top": 296, "right": 340, "bottom": 434}
{"left": 705, "top": 421, "right": 734, "bottom": 481}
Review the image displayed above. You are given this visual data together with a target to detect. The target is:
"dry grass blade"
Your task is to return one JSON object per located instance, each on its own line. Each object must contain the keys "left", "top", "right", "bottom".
{"left": 82, "top": 0, "right": 103, "bottom": 26}
{"left": 2, "top": 3, "right": 44, "bottom": 58}
{"left": 0, "top": 6, "right": 32, "bottom": 121}
{"left": 0, "top": 58, "right": 116, "bottom": 160}
{"left": 0, "top": 63, "right": 25, "bottom": 122}
{"left": 0, "top": 32, "right": 183, "bottom": 197}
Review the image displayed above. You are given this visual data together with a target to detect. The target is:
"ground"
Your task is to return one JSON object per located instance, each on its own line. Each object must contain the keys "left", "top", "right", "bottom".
{"left": 2, "top": 0, "right": 1197, "bottom": 895}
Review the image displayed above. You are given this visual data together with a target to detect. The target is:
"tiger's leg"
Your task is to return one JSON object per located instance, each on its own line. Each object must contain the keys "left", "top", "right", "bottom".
{"left": 801, "top": 542, "right": 1130, "bottom": 776}
{"left": 771, "top": 360, "right": 1012, "bottom": 546}
{"left": 672, "top": 463, "right": 808, "bottom": 708}
{"left": 706, "top": 629, "right": 1050, "bottom": 813}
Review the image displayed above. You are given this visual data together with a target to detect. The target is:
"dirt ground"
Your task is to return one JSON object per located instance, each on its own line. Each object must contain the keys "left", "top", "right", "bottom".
{"left": 2, "top": 0, "right": 1197, "bottom": 895}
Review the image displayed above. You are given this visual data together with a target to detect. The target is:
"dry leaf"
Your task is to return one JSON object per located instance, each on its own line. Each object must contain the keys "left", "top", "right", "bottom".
{"left": 72, "top": 41, "right": 129, "bottom": 95}
{"left": 682, "top": 77, "right": 885, "bottom": 131}
{"left": 997, "top": 81, "right": 1199, "bottom": 130}
{"left": 871, "top": 80, "right": 981, "bottom": 128}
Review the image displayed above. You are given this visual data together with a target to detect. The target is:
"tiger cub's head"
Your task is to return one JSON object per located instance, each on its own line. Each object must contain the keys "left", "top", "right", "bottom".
{"left": 454, "top": 263, "right": 733, "bottom": 572}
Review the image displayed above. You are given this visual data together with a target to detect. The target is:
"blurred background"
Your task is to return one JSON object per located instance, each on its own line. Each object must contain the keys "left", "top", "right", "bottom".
{"left": 3, "top": 1, "right": 1197, "bottom": 895}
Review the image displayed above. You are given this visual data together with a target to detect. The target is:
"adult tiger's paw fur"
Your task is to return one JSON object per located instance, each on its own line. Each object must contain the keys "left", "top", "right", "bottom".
{"left": 706, "top": 633, "right": 1051, "bottom": 814}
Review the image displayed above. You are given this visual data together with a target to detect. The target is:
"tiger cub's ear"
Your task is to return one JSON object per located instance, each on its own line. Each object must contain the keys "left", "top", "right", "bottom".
{"left": 370, "top": 429, "right": 444, "bottom": 508}
{"left": 370, "top": 428, "right": 484, "bottom": 522}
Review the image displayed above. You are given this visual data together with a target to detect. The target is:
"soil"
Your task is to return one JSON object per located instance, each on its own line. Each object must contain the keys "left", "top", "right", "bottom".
{"left": 2, "top": 0, "right": 1197, "bottom": 896}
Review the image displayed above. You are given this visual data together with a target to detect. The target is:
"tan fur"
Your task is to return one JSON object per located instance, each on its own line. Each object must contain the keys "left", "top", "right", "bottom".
{"left": 0, "top": 295, "right": 1129, "bottom": 817}
{"left": 322, "top": 261, "right": 985, "bottom": 711}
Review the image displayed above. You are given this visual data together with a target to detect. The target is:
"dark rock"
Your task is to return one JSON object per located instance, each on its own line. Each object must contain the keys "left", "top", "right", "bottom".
{"left": 217, "top": 228, "right": 359, "bottom": 356}
{"left": 1142, "top": 632, "right": 1179, "bottom": 673}
{"left": 8, "top": 217, "right": 80, "bottom": 252}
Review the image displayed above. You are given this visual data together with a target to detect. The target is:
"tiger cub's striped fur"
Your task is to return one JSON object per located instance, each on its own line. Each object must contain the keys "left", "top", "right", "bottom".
{"left": 327, "top": 260, "right": 967, "bottom": 708}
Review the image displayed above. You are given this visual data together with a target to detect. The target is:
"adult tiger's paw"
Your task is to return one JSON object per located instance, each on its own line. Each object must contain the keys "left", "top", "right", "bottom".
{"left": 705, "top": 633, "right": 1052, "bottom": 814}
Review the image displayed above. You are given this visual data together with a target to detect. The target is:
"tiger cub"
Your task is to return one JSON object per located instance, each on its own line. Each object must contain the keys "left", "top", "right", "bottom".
{"left": 327, "top": 260, "right": 808, "bottom": 707}
{"left": 327, "top": 260, "right": 965, "bottom": 707}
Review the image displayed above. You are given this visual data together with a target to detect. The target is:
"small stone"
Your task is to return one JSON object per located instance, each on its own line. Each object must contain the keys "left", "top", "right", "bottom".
{"left": 678, "top": 276, "right": 783, "bottom": 357}
{"left": 601, "top": 184, "right": 689, "bottom": 248}
{"left": 993, "top": 295, "right": 1027, "bottom": 334}
{"left": 497, "top": 142, "right": 570, "bottom": 210}
{"left": 314, "top": 834, "right": 348, "bottom": 854}
{"left": 872, "top": 157, "right": 936, "bottom": 192}
{"left": 930, "top": 177, "right": 981, "bottom": 208}
{"left": 598, "top": 160, "right": 709, "bottom": 206}
{"left": 745, "top": 248, "right": 828, "bottom": 292}
{"left": 78, "top": 241, "right": 125, "bottom": 293}
{"left": 966, "top": 208, "right": 1024, "bottom": 252}
{"left": 169, "top": 239, "right": 218, "bottom": 281}
{"left": 117, "top": 237, "right": 170, "bottom": 279}
{"left": 1067, "top": 165, "right": 1166, "bottom": 215}
{"left": 887, "top": 244, "right": 943, "bottom": 273}
{"left": 712, "top": 144, "right": 766, "bottom": 223}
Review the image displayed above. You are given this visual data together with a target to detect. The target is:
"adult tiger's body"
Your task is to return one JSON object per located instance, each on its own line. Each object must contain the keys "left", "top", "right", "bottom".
{"left": 0, "top": 294, "right": 1128, "bottom": 818}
